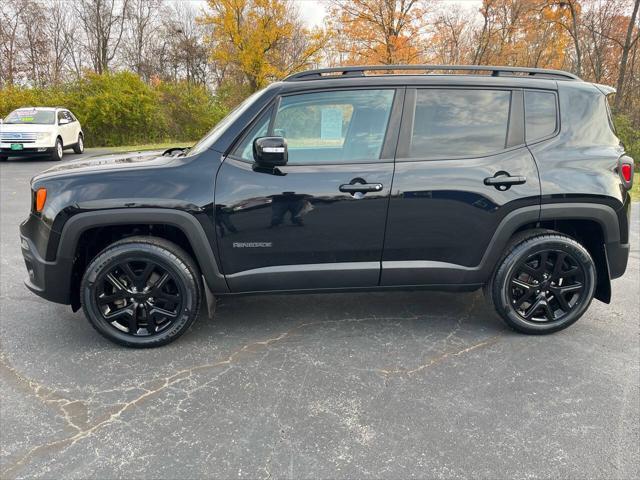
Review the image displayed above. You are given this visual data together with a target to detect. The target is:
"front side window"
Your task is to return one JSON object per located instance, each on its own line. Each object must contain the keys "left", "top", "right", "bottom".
{"left": 248, "top": 89, "right": 395, "bottom": 164}
{"left": 408, "top": 89, "right": 511, "bottom": 159}
{"left": 275, "top": 90, "right": 394, "bottom": 163}
{"left": 233, "top": 107, "right": 272, "bottom": 161}
{"left": 525, "top": 90, "right": 557, "bottom": 142}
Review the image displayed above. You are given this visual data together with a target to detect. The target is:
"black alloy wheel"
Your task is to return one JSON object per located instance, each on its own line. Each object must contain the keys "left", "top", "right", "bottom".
{"left": 491, "top": 232, "right": 596, "bottom": 334}
{"left": 81, "top": 237, "right": 202, "bottom": 347}
{"left": 95, "top": 259, "right": 184, "bottom": 336}
{"left": 509, "top": 249, "right": 586, "bottom": 322}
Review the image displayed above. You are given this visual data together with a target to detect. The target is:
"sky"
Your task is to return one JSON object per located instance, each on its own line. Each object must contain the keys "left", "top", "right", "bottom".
{"left": 293, "top": 0, "right": 483, "bottom": 27}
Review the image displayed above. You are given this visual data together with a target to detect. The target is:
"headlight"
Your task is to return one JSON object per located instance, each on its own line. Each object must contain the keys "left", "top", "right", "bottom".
{"left": 36, "top": 132, "right": 51, "bottom": 141}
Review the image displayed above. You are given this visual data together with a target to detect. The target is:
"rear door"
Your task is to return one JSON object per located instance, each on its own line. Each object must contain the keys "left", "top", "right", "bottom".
{"left": 65, "top": 110, "right": 81, "bottom": 143}
{"left": 215, "top": 88, "right": 404, "bottom": 292}
{"left": 381, "top": 87, "right": 542, "bottom": 285}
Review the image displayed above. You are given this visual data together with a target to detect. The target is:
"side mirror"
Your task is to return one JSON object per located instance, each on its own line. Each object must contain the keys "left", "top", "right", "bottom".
{"left": 59, "top": 118, "right": 70, "bottom": 125}
{"left": 253, "top": 136, "right": 288, "bottom": 167}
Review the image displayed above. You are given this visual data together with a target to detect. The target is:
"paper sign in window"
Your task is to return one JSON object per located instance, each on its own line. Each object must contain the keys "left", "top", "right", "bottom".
{"left": 320, "top": 108, "right": 343, "bottom": 140}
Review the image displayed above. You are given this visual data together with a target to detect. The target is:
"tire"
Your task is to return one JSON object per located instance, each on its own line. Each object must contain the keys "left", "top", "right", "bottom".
{"left": 51, "top": 137, "right": 63, "bottom": 161}
{"left": 80, "top": 236, "right": 202, "bottom": 348}
{"left": 490, "top": 232, "right": 596, "bottom": 334}
{"left": 73, "top": 133, "right": 84, "bottom": 154}
{"left": 0, "top": 156, "right": 7, "bottom": 162}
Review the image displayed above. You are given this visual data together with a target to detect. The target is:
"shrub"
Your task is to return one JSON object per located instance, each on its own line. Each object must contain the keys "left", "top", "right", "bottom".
{"left": 614, "top": 114, "right": 640, "bottom": 165}
{"left": 0, "top": 72, "right": 228, "bottom": 148}
{"left": 156, "top": 81, "right": 227, "bottom": 141}
{"left": 65, "top": 72, "right": 164, "bottom": 147}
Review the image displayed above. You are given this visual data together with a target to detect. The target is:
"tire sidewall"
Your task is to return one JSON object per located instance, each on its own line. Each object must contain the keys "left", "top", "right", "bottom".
{"left": 52, "top": 138, "right": 63, "bottom": 161}
{"left": 81, "top": 243, "right": 199, "bottom": 347}
{"left": 494, "top": 236, "right": 597, "bottom": 333}
{"left": 74, "top": 134, "right": 84, "bottom": 153}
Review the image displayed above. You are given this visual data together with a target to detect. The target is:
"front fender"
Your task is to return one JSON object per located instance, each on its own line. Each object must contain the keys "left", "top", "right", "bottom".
{"left": 57, "top": 208, "right": 229, "bottom": 294}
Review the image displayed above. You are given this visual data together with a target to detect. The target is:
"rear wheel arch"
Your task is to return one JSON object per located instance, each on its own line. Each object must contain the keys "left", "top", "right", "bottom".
{"left": 482, "top": 203, "right": 619, "bottom": 303}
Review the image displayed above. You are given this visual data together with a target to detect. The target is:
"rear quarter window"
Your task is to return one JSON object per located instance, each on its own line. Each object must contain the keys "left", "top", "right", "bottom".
{"left": 525, "top": 90, "right": 558, "bottom": 142}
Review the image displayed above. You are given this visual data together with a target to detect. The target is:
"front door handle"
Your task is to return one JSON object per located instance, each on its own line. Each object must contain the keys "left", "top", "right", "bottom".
{"left": 484, "top": 171, "right": 527, "bottom": 190}
{"left": 339, "top": 182, "right": 383, "bottom": 193}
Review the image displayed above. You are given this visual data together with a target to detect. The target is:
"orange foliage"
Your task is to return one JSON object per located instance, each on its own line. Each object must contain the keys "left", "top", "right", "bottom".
{"left": 326, "top": 0, "right": 428, "bottom": 65}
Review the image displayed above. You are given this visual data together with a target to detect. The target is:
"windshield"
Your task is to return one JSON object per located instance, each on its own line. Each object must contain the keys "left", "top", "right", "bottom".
{"left": 187, "top": 89, "right": 268, "bottom": 156}
{"left": 4, "top": 109, "right": 55, "bottom": 125}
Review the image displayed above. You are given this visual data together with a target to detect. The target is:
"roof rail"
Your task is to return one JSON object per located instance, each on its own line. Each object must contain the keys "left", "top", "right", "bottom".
{"left": 283, "top": 65, "right": 581, "bottom": 82}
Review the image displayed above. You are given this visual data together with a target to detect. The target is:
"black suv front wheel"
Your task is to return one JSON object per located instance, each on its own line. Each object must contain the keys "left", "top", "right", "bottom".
{"left": 81, "top": 236, "right": 202, "bottom": 347}
{"left": 491, "top": 232, "right": 596, "bottom": 334}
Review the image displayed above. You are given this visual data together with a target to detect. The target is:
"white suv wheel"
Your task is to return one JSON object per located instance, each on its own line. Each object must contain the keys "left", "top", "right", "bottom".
{"left": 74, "top": 135, "right": 84, "bottom": 154}
{"left": 51, "top": 138, "right": 63, "bottom": 161}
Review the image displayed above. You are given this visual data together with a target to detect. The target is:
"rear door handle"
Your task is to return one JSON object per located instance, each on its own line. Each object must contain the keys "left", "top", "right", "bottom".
{"left": 484, "top": 172, "right": 526, "bottom": 190}
{"left": 339, "top": 183, "right": 383, "bottom": 193}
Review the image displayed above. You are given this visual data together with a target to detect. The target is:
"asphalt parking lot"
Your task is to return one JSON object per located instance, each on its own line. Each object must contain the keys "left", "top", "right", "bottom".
{"left": 1, "top": 154, "right": 639, "bottom": 479}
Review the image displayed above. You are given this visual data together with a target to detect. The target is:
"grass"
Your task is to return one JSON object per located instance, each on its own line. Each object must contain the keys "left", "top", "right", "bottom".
{"left": 86, "top": 141, "right": 195, "bottom": 153}
{"left": 632, "top": 172, "right": 640, "bottom": 202}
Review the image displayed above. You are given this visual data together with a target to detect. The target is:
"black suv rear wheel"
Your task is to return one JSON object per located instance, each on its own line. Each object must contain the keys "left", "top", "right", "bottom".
{"left": 491, "top": 232, "right": 596, "bottom": 334}
{"left": 80, "top": 236, "right": 202, "bottom": 347}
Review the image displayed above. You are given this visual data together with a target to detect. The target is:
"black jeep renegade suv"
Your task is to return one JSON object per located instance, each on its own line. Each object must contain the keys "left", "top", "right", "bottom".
{"left": 20, "top": 65, "right": 634, "bottom": 347}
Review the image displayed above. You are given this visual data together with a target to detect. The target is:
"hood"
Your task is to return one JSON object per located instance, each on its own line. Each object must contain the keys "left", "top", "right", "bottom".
{"left": 32, "top": 150, "right": 175, "bottom": 181}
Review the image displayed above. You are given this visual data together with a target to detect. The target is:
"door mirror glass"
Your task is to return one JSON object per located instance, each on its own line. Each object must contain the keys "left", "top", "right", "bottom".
{"left": 253, "top": 136, "right": 288, "bottom": 167}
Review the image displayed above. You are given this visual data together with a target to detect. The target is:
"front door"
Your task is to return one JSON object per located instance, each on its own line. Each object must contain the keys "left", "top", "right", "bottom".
{"left": 57, "top": 111, "right": 74, "bottom": 145}
{"left": 381, "top": 87, "right": 542, "bottom": 285}
{"left": 215, "top": 88, "right": 403, "bottom": 292}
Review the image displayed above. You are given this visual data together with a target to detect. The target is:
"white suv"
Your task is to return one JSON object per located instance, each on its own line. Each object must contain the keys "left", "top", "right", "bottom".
{"left": 0, "top": 107, "right": 84, "bottom": 161}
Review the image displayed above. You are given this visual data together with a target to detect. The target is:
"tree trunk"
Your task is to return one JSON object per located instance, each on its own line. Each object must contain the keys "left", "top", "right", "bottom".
{"left": 615, "top": 0, "right": 640, "bottom": 111}
{"left": 568, "top": 1, "right": 582, "bottom": 77}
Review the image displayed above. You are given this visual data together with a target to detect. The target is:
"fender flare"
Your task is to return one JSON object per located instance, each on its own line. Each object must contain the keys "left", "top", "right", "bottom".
{"left": 57, "top": 208, "right": 229, "bottom": 293}
{"left": 482, "top": 202, "right": 622, "bottom": 276}
{"left": 539, "top": 203, "right": 621, "bottom": 243}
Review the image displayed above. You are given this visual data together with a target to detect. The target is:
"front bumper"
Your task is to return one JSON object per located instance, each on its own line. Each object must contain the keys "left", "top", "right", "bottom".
{"left": 1, "top": 145, "right": 54, "bottom": 156}
{"left": 20, "top": 216, "right": 72, "bottom": 305}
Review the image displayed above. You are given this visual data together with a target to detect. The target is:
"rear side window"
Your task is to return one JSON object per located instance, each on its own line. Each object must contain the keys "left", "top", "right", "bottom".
{"left": 525, "top": 90, "right": 557, "bottom": 142}
{"left": 408, "top": 89, "right": 511, "bottom": 159}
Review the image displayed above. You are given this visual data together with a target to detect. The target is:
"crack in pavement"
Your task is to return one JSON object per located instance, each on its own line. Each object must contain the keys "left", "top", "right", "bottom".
{"left": 375, "top": 336, "right": 500, "bottom": 377}
{"left": 0, "top": 348, "right": 90, "bottom": 434}
{"left": 1, "top": 312, "right": 497, "bottom": 478}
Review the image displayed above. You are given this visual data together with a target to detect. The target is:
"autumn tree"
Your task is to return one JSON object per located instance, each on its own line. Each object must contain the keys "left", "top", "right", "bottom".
{"left": 0, "top": 0, "right": 28, "bottom": 86}
{"left": 327, "top": 0, "right": 428, "bottom": 65}
{"left": 74, "top": 0, "right": 130, "bottom": 74}
{"left": 426, "top": 6, "right": 473, "bottom": 65}
{"left": 199, "top": 0, "right": 325, "bottom": 93}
